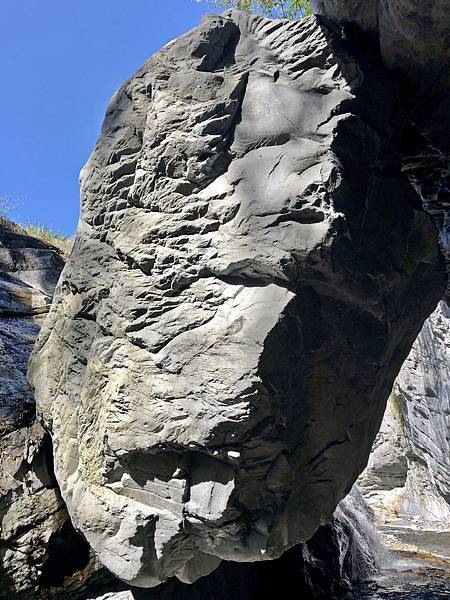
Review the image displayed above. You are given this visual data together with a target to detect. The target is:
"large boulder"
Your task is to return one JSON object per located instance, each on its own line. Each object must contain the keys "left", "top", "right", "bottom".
{"left": 87, "top": 487, "right": 380, "bottom": 600}
{"left": 29, "top": 10, "right": 445, "bottom": 587}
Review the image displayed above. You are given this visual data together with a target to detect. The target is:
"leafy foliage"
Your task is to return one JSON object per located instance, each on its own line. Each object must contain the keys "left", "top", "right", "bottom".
{"left": 198, "top": 0, "right": 312, "bottom": 19}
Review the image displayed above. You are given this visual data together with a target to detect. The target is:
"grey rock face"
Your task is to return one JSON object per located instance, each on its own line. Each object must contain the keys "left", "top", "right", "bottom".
{"left": 311, "top": 0, "right": 449, "bottom": 153}
{"left": 0, "top": 221, "right": 64, "bottom": 597}
{"left": 311, "top": 0, "right": 450, "bottom": 297}
{"left": 87, "top": 489, "right": 381, "bottom": 600}
{"left": 0, "top": 423, "right": 114, "bottom": 600}
{"left": 0, "top": 222, "right": 64, "bottom": 298}
{"left": 0, "top": 222, "right": 65, "bottom": 434}
{"left": 0, "top": 223, "right": 113, "bottom": 599}
{"left": 299, "top": 486, "right": 382, "bottom": 598}
{"left": 0, "top": 222, "right": 381, "bottom": 600}
{"left": 29, "top": 10, "right": 445, "bottom": 587}
{"left": 1, "top": 423, "right": 72, "bottom": 599}
{"left": 360, "top": 302, "right": 450, "bottom": 524}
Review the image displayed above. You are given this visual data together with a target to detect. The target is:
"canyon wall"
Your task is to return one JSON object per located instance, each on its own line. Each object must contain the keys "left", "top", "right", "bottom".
{"left": 0, "top": 222, "right": 63, "bottom": 435}
{"left": 0, "top": 221, "right": 65, "bottom": 597}
{"left": 0, "top": 222, "right": 113, "bottom": 599}
{"left": 360, "top": 301, "right": 450, "bottom": 525}
{"left": 28, "top": 9, "right": 445, "bottom": 588}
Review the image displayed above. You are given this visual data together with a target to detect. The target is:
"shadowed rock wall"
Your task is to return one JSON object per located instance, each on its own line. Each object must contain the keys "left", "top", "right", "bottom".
{"left": 0, "top": 222, "right": 65, "bottom": 597}
{"left": 311, "top": 0, "right": 450, "bottom": 295}
{"left": 0, "top": 222, "right": 64, "bottom": 434}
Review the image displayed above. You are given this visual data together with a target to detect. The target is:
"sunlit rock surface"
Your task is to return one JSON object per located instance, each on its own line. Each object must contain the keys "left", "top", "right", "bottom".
{"left": 360, "top": 301, "right": 450, "bottom": 524}
{"left": 0, "top": 223, "right": 110, "bottom": 599}
{"left": 86, "top": 488, "right": 381, "bottom": 600}
{"left": 29, "top": 10, "right": 445, "bottom": 587}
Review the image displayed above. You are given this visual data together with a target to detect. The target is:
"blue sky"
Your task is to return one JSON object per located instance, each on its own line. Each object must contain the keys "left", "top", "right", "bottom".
{"left": 0, "top": 0, "right": 219, "bottom": 235}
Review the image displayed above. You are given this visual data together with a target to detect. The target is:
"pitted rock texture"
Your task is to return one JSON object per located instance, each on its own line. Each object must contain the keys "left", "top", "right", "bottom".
{"left": 29, "top": 10, "right": 445, "bottom": 587}
{"left": 360, "top": 301, "right": 450, "bottom": 524}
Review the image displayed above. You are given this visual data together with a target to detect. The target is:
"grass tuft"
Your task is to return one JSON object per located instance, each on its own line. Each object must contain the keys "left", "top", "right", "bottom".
{"left": 21, "top": 224, "right": 73, "bottom": 259}
{"left": 0, "top": 208, "right": 73, "bottom": 260}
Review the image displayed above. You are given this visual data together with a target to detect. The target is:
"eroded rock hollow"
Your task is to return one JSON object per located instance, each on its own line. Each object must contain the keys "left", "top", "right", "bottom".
{"left": 29, "top": 10, "right": 446, "bottom": 587}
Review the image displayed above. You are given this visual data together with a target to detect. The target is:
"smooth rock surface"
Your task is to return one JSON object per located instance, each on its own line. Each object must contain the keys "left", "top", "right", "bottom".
{"left": 29, "top": 10, "right": 445, "bottom": 587}
{"left": 360, "top": 301, "right": 450, "bottom": 524}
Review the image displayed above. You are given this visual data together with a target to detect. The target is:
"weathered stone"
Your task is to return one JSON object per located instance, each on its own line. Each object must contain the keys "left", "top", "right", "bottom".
{"left": 311, "top": 0, "right": 450, "bottom": 153}
{"left": 88, "top": 488, "right": 381, "bottom": 600}
{"left": 360, "top": 301, "right": 450, "bottom": 524}
{"left": 0, "top": 221, "right": 63, "bottom": 597}
{"left": 1, "top": 423, "right": 71, "bottom": 599}
{"left": 0, "top": 222, "right": 111, "bottom": 599}
{"left": 311, "top": 0, "right": 450, "bottom": 297}
{"left": 0, "top": 221, "right": 65, "bottom": 435}
{"left": 29, "top": 10, "right": 445, "bottom": 587}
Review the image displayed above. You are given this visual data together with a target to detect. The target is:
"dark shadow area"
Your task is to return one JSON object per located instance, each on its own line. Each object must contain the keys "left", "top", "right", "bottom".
{"left": 123, "top": 527, "right": 351, "bottom": 600}
{"left": 192, "top": 17, "right": 240, "bottom": 72}
{"left": 40, "top": 520, "right": 91, "bottom": 588}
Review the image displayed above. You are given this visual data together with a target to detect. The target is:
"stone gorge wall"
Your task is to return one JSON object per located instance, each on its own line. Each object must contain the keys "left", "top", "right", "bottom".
{"left": 0, "top": 223, "right": 114, "bottom": 599}
{"left": 311, "top": 0, "right": 450, "bottom": 295}
{"left": 28, "top": 9, "right": 445, "bottom": 588}
{"left": 0, "top": 222, "right": 63, "bottom": 435}
{"left": 360, "top": 301, "right": 450, "bottom": 524}
{"left": 0, "top": 222, "right": 66, "bottom": 597}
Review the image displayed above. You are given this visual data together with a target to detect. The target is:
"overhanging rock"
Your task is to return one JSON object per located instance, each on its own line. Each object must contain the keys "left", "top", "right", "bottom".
{"left": 29, "top": 10, "right": 445, "bottom": 587}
